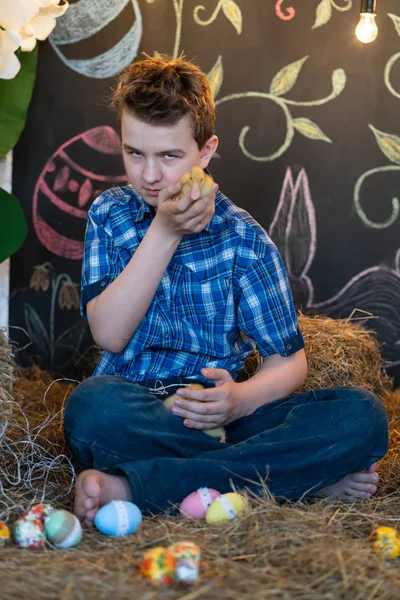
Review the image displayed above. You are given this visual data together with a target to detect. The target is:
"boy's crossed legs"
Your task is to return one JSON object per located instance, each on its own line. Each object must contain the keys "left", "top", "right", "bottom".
{"left": 64, "top": 376, "right": 388, "bottom": 528}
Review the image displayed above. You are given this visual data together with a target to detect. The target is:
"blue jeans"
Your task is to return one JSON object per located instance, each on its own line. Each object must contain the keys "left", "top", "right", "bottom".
{"left": 63, "top": 376, "right": 388, "bottom": 515}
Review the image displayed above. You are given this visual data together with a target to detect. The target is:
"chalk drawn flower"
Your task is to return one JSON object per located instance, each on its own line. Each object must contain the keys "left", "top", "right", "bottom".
{"left": 29, "top": 264, "right": 50, "bottom": 292}
{"left": 58, "top": 283, "right": 79, "bottom": 310}
{"left": 0, "top": 29, "right": 22, "bottom": 79}
{"left": 269, "top": 167, "right": 400, "bottom": 364}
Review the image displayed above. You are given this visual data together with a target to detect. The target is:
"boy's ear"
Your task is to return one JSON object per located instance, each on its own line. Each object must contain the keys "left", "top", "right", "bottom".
{"left": 199, "top": 135, "right": 219, "bottom": 169}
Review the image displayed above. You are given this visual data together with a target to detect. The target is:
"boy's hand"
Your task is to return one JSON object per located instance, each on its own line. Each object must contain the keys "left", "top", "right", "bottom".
{"left": 154, "top": 173, "right": 218, "bottom": 237}
{"left": 171, "top": 368, "right": 245, "bottom": 430}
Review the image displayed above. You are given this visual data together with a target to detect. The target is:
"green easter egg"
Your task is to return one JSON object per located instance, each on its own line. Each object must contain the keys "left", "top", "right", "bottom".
{"left": 44, "top": 510, "right": 82, "bottom": 549}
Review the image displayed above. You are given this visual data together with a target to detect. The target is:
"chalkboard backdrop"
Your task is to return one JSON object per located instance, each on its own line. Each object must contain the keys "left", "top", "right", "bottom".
{"left": 10, "top": 0, "right": 400, "bottom": 384}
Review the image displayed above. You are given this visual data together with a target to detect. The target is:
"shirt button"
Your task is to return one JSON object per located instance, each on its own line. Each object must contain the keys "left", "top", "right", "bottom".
{"left": 164, "top": 332, "right": 168, "bottom": 338}
{"left": 101, "top": 281, "right": 106, "bottom": 288}
{"left": 287, "top": 344, "right": 292, "bottom": 351}
{"left": 159, "top": 294, "right": 165, "bottom": 301}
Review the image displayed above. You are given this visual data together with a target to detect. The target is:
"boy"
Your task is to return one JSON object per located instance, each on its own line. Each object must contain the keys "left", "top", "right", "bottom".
{"left": 64, "top": 55, "right": 388, "bottom": 528}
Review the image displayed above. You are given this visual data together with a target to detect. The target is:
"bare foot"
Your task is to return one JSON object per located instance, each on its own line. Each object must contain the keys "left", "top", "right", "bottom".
{"left": 74, "top": 469, "right": 134, "bottom": 528}
{"left": 314, "top": 463, "right": 380, "bottom": 502}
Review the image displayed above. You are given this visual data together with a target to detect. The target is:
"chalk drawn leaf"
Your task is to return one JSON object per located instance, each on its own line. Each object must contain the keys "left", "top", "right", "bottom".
{"left": 54, "top": 320, "right": 87, "bottom": 369}
{"left": 270, "top": 56, "right": 309, "bottom": 97}
{"left": 312, "top": 0, "right": 332, "bottom": 29}
{"left": 388, "top": 13, "right": 400, "bottom": 37}
{"left": 207, "top": 55, "right": 224, "bottom": 98}
{"left": 24, "top": 303, "right": 50, "bottom": 357}
{"left": 293, "top": 118, "right": 332, "bottom": 143}
{"left": 222, "top": 0, "right": 242, "bottom": 34}
{"left": 332, "top": 68, "right": 346, "bottom": 95}
{"left": 369, "top": 125, "right": 400, "bottom": 165}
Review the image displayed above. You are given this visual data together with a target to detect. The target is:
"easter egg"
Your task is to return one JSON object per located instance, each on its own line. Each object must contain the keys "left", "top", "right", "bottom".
{"left": 371, "top": 526, "right": 400, "bottom": 559}
{"left": 32, "top": 126, "right": 127, "bottom": 260}
{"left": 168, "top": 541, "right": 201, "bottom": 585}
{"left": 44, "top": 510, "right": 82, "bottom": 549}
{"left": 205, "top": 492, "right": 247, "bottom": 524}
{"left": 0, "top": 522, "right": 10, "bottom": 546}
{"left": 49, "top": 0, "right": 143, "bottom": 79}
{"left": 94, "top": 500, "right": 142, "bottom": 536}
{"left": 140, "top": 546, "right": 176, "bottom": 585}
{"left": 180, "top": 487, "right": 222, "bottom": 520}
{"left": 13, "top": 518, "right": 46, "bottom": 550}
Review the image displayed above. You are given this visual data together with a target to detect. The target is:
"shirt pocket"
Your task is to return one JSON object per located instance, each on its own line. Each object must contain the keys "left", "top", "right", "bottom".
{"left": 170, "top": 262, "right": 231, "bottom": 324}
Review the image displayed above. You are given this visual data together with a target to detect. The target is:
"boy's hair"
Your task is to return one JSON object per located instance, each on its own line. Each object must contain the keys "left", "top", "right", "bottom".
{"left": 111, "top": 54, "right": 215, "bottom": 149}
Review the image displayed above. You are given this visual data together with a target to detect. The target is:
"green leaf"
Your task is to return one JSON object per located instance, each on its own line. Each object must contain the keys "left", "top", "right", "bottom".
{"left": 207, "top": 55, "right": 224, "bottom": 98}
{"left": 293, "top": 118, "right": 332, "bottom": 142}
{"left": 0, "top": 47, "right": 38, "bottom": 160}
{"left": 270, "top": 56, "right": 309, "bottom": 97}
{"left": 0, "top": 188, "right": 28, "bottom": 263}
{"left": 222, "top": 0, "right": 242, "bottom": 34}
{"left": 332, "top": 68, "right": 346, "bottom": 96}
{"left": 369, "top": 125, "right": 400, "bottom": 164}
{"left": 312, "top": 0, "right": 332, "bottom": 29}
{"left": 388, "top": 13, "right": 400, "bottom": 38}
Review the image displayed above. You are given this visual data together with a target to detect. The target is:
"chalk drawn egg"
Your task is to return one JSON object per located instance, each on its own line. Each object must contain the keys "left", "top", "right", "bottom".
{"left": 32, "top": 126, "right": 128, "bottom": 260}
{"left": 49, "top": 0, "right": 143, "bottom": 79}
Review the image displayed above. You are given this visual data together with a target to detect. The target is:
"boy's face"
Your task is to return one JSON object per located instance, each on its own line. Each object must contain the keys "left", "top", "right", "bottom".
{"left": 120, "top": 109, "right": 218, "bottom": 207}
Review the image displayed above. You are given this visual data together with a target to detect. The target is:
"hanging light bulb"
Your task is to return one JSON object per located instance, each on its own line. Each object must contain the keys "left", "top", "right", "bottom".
{"left": 356, "top": 0, "right": 378, "bottom": 44}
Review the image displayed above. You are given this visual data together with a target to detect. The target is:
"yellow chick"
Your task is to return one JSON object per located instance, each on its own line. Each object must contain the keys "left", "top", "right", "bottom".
{"left": 172, "top": 166, "right": 214, "bottom": 201}
{"left": 163, "top": 383, "right": 226, "bottom": 441}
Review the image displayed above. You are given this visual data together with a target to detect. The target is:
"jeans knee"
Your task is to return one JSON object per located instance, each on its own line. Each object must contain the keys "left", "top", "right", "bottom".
{"left": 64, "top": 376, "right": 118, "bottom": 440}
{"left": 351, "top": 387, "right": 388, "bottom": 450}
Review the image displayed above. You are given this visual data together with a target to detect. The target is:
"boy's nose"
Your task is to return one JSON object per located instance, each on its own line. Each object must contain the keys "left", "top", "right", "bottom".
{"left": 143, "top": 161, "right": 161, "bottom": 184}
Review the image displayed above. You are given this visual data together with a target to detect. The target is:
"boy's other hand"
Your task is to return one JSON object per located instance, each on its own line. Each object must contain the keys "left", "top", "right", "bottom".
{"left": 154, "top": 178, "right": 218, "bottom": 237}
{"left": 171, "top": 368, "right": 244, "bottom": 430}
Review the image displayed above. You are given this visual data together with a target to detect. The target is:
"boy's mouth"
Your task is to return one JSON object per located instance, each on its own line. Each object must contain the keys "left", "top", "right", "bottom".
{"left": 144, "top": 188, "right": 160, "bottom": 197}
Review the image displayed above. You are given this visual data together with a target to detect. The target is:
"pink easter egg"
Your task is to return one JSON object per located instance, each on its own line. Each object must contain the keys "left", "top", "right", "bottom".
{"left": 32, "top": 126, "right": 128, "bottom": 260}
{"left": 180, "top": 487, "right": 221, "bottom": 520}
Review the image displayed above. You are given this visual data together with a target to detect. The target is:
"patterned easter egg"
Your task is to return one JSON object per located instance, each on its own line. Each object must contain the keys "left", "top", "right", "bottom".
{"left": 49, "top": 0, "right": 143, "bottom": 79}
{"left": 94, "top": 500, "right": 142, "bottom": 536}
{"left": 140, "top": 546, "right": 176, "bottom": 585}
{"left": 180, "top": 488, "right": 222, "bottom": 519}
{"left": 44, "top": 510, "right": 82, "bottom": 549}
{"left": 205, "top": 492, "right": 248, "bottom": 524}
{"left": 0, "top": 522, "right": 10, "bottom": 546}
{"left": 371, "top": 527, "right": 400, "bottom": 559}
{"left": 168, "top": 541, "right": 201, "bottom": 585}
{"left": 13, "top": 518, "right": 46, "bottom": 550}
{"left": 32, "top": 126, "right": 127, "bottom": 260}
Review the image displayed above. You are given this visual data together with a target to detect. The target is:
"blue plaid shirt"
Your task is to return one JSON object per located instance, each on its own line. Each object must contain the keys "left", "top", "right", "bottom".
{"left": 81, "top": 185, "right": 304, "bottom": 383}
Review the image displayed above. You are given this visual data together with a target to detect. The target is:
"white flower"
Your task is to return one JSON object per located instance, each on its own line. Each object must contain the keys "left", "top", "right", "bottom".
{"left": 0, "top": 0, "right": 69, "bottom": 52}
{"left": 0, "top": 29, "right": 22, "bottom": 79}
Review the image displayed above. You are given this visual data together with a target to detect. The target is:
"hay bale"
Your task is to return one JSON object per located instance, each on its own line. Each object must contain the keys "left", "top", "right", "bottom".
{"left": 239, "top": 313, "right": 392, "bottom": 397}
{"left": 0, "top": 329, "right": 15, "bottom": 398}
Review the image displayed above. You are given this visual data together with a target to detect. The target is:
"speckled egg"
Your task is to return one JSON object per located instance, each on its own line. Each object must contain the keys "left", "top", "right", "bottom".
{"left": 13, "top": 518, "right": 46, "bottom": 550}
{"left": 180, "top": 487, "right": 222, "bottom": 520}
{"left": 371, "top": 526, "right": 400, "bottom": 558}
{"left": 205, "top": 492, "right": 248, "bottom": 524}
{"left": 0, "top": 522, "right": 10, "bottom": 546}
{"left": 94, "top": 500, "right": 142, "bottom": 536}
{"left": 44, "top": 509, "right": 82, "bottom": 549}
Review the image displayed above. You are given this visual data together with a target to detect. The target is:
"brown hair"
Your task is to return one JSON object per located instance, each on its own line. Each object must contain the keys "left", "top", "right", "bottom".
{"left": 111, "top": 54, "right": 215, "bottom": 149}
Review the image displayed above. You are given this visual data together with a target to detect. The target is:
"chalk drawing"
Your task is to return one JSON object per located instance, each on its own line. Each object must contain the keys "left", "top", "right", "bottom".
{"left": 32, "top": 126, "right": 128, "bottom": 260}
{"left": 275, "top": 1, "right": 296, "bottom": 21}
{"left": 269, "top": 167, "right": 400, "bottom": 361}
{"left": 49, "top": 0, "right": 142, "bottom": 78}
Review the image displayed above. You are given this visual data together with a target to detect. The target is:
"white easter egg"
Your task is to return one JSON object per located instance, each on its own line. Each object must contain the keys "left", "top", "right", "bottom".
{"left": 94, "top": 501, "right": 142, "bottom": 536}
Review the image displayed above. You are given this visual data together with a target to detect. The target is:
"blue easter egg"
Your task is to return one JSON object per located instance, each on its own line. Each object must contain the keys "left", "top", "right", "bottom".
{"left": 94, "top": 501, "right": 142, "bottom": 536}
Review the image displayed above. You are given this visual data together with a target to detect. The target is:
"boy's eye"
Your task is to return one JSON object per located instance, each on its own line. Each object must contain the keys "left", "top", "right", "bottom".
{"left": 164, "top": 154, "right": 178, "bottom": 161}
{"left": 130, "top": 151, "right": 142, "bottom": 158}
